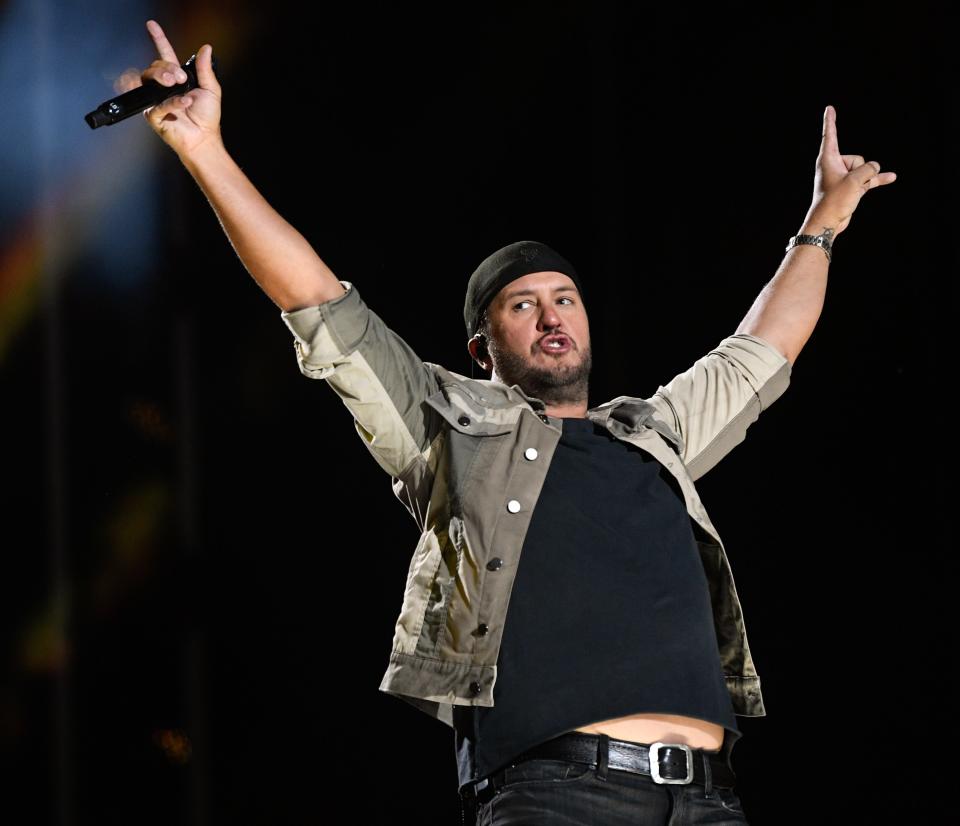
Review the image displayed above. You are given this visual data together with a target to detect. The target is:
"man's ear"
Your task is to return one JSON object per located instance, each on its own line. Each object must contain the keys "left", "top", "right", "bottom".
{"left": 468, "top": 334, "right": 490, "bottom": 371}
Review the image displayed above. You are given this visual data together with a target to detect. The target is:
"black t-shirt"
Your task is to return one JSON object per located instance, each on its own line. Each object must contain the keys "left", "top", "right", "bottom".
{"left": 453, "top": 416, "right": 741, "bottom": 791}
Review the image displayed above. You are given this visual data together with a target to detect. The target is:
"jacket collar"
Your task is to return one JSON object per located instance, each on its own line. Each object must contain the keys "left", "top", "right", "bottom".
{"left": 589, "top": 396, "right": 685, "bottom": 455}
{"left": 430, "top": 365, "right": 684, "bottom": 454}
{"left": 506, "top": 384, "right": 685, "bottom": 455}
{"left": 506, "top": 382, "right": 547, "bottom": 412}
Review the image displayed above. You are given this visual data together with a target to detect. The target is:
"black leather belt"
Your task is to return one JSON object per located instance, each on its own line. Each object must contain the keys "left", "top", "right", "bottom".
{"left": 462, "top": 730, "right": 737, "bottom": 808}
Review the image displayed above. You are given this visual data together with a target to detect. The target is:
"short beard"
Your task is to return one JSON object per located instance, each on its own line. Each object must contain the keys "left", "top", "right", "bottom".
{"left": 488, "top": 336, "right": 592, "bottom": 407}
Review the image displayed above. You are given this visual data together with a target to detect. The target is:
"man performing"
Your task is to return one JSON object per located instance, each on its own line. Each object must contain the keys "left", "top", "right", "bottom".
{"left": 126, "top": 19, "right": 896, "bottom": 825}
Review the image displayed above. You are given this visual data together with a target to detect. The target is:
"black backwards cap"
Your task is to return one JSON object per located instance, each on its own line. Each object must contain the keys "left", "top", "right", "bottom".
{"left": 463, "top": 240, "right": 584, "bottom": 341}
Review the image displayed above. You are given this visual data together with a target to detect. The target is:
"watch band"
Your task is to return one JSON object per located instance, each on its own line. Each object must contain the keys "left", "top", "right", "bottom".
{"left": 785, "top": 232, "right": 833, "bottom": 263}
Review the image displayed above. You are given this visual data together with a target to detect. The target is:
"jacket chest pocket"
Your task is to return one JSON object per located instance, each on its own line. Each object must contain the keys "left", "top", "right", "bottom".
{"left": 425, "top": 389, "right": 519, "bottom": 515}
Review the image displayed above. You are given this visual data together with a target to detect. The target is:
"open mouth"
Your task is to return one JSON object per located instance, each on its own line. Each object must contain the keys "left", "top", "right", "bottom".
{"left": 539, "top": 334, "right": 572, "bottom": 354}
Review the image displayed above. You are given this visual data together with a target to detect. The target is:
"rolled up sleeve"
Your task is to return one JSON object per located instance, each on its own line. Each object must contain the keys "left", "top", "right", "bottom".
{"left": 280, "top": 281, "right": 368, "bottom": 380}
{"left": 647, "top": 333, "right": 792, "bottom": 481}
{"left": 279, "top": 281, "right": 441, "bottom": 480}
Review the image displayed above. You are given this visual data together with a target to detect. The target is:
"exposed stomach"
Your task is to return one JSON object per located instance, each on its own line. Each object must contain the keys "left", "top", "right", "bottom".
{"left": 573, "top": 712, "right": 724, "bottom": 751}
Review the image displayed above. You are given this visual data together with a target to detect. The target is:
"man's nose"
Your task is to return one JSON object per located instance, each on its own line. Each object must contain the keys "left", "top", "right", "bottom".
{"left": 537, "top": 305, "right": 562, "bottom": 330}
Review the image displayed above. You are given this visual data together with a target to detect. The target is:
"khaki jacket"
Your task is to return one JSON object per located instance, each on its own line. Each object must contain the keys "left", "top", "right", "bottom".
{"left": 280, "top": 280, "right": 792, "bottom": 729}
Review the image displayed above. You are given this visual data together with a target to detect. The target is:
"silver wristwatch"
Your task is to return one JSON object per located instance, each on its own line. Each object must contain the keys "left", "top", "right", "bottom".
{"left": 785, "top": 229, "right": 833, "bottom": 263}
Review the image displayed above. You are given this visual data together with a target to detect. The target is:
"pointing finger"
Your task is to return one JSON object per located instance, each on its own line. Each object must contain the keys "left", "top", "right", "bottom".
{"left": 146, "top": 19, "right": 180, "bottom": 67}
{"left": 819, "top": 105, "right": 839, "bottom": 158}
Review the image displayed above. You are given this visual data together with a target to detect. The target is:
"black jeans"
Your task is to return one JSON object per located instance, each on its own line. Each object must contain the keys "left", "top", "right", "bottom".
{"left": 462, "top": 756, "right": 749, "bottom": 826}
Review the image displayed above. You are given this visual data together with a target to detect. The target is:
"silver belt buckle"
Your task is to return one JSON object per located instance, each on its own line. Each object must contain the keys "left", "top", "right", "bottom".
{"left": 648, "top": 742, "right": 694, "bottom": 784}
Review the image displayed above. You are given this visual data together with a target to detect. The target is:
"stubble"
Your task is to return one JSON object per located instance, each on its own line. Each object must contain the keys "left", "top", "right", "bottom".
{"left": 488, "top": 338, "right": 592, "bottom": 407}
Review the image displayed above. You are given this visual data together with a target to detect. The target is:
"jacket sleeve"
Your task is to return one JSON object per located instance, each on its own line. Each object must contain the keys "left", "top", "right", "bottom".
{"left": 645, "top": 333, "right": 792, "bottom": 482}
{"left": 279, "top": 280, "right": 442, "bottom": 480}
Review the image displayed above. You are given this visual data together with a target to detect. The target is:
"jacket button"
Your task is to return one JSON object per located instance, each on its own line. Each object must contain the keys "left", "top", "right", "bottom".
{"left": 524, "top": 447, "right": 538, "bottom": 460}
{"left": 477, "top": 623, "right": 488, "bottom": 636}
{"left": 507, "top": 499, "right": 521, "bottom": 513}
{"left": 469, "top": 681, "right": 482, "bottom": 696}
{"left": 458, "top": 415, "right": 471, "bottom": 426}
{"left": 486, "top": 557, "right": 503, "bottom": 571}
{"left": 538, "top": 413, "right": 549, "bottom": 423}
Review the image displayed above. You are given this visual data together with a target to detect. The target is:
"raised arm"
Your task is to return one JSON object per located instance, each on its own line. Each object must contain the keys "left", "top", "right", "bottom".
{"left": 734, "top": 105, "right": 897, "bottom": 365}
{"left": 646, "top": 107, "right": 896, "bottom": 481}
{"left": 121, "top": 20, "right": 344, "bottom": 311}
{"left": 121, "top": 21, "right": 442, "bottom": 495}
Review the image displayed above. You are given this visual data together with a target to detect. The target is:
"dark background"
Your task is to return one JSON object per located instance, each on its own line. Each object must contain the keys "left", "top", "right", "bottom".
{"left": 2, "top": 1, "right": 954, "bottom": 823}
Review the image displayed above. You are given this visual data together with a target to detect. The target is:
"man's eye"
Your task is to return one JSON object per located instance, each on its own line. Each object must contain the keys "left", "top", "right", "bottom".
{"left": 513, "top": 297, "right": 574, "bottom": 311}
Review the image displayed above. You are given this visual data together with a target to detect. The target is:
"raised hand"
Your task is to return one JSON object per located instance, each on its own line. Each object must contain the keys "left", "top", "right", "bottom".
{"left": 808, "top": 105, "right": 897, "bottom": 236}
{"left": 118, "top": 20, "right": 222, "bottom": 157}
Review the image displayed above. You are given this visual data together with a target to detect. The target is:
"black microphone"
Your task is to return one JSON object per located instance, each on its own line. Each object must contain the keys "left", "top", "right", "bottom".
{"left": 85, "top": 51, "right": 219, "bottom": 129}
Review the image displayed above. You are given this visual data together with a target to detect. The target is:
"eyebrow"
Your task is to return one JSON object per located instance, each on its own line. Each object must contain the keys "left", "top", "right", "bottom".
{"left": 501, "top": 285, "right": 579, "bottom": 302}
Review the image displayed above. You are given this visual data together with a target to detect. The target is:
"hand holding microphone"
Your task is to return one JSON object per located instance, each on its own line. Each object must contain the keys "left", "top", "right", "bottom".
{"left": 90, "top": 20, "right": 223, "bottom": 159}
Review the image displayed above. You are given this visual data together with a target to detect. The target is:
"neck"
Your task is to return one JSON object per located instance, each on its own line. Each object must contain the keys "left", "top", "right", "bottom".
{"left": 545, "top": 401, "right": 588, "bottom": 419}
